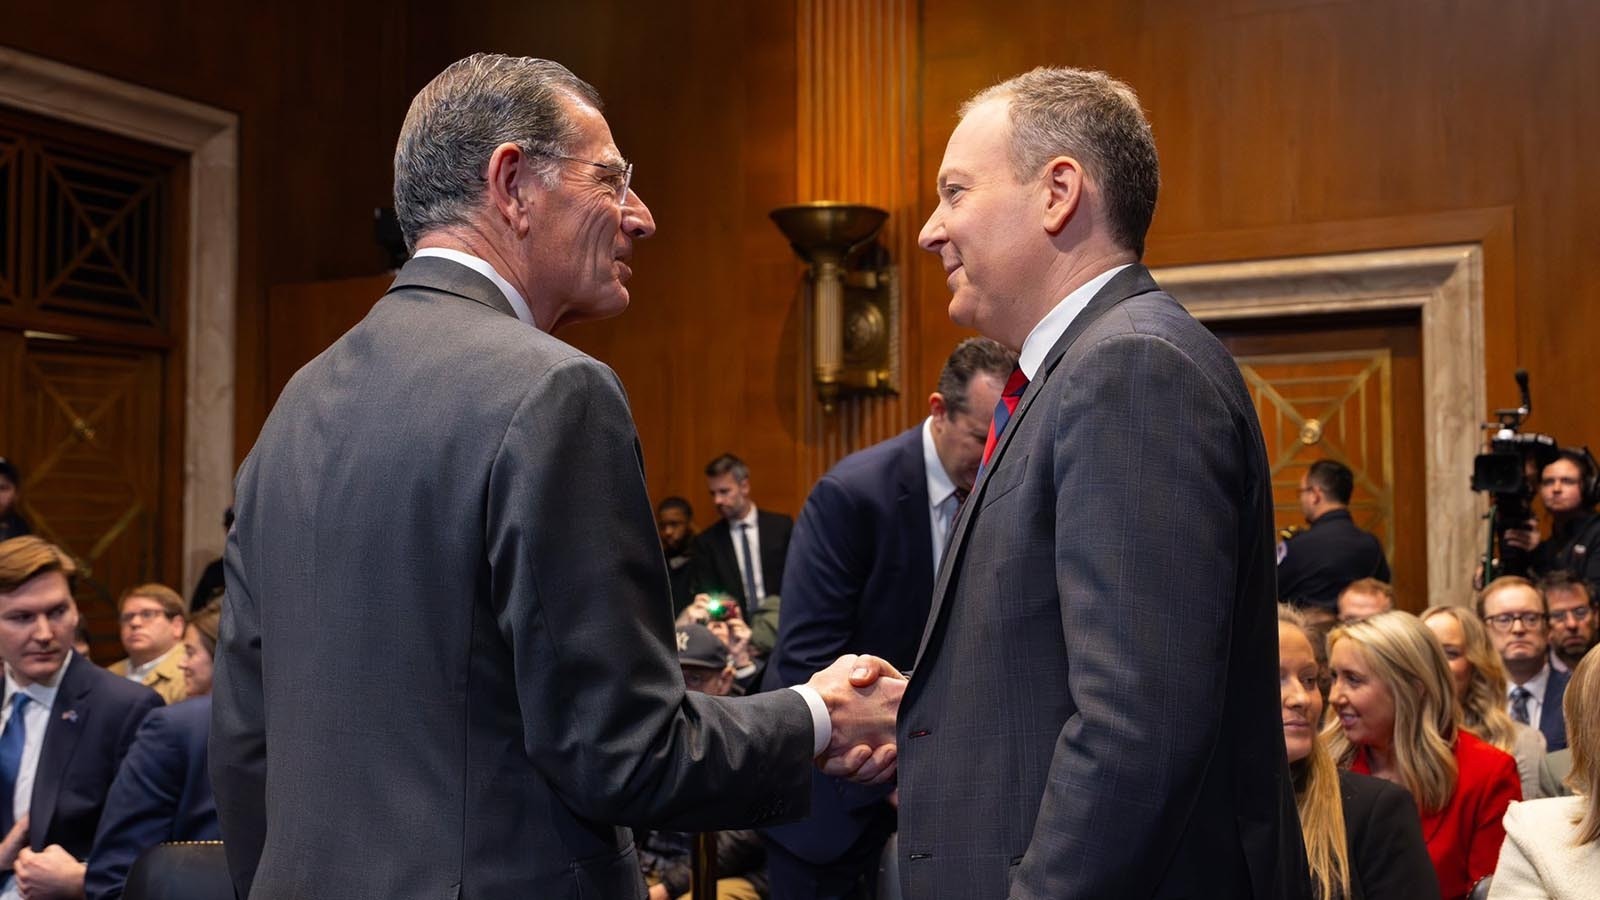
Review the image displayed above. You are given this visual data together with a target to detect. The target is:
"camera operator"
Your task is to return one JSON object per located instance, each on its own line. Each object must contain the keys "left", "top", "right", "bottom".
{"left": 1503, "top": 448, "right": 1600, "bottom": 592}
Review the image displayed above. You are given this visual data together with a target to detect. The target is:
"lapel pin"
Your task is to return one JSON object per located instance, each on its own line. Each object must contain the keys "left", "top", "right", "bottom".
{"left": 61, "top": 709, "right": 78, "bottom": 723}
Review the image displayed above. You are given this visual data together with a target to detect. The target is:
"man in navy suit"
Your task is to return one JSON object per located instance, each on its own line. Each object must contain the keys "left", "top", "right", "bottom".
{"left": 761, "top": 337, "right": 1015, "bottom": 899}
{"left": 690, "top": 454, "right": 793, "bottom": 613}
{"left": 1480, "top": 575, "right": 1571, "bottom": 750}
{"left": 862, "top": 67, "right": 1309, "bottom": 898}
{"left": 0, "top": 537, "right": 163, "bottom": 899}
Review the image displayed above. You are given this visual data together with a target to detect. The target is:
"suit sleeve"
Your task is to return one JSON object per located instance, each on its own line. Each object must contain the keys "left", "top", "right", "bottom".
{"left": 1487, "top": 802, "right": 1547, "bottom": 900}
{"left": 764, "top": 475, "right": 867, "bottom": 689}
{"left": 486, "top": 357, "right": 812, "bottom": 830}
{"left": 1468, "top": 750, "right": 1523, "bottom": 887}
{"left": 1351, "top": 779, "right": 1441, "bottom": 899}
{"left": 1015, "top": 331, "right": 1260, "bottom": 896}
{"left": 84, "top": 711, "right": 185, "bottom": 900}
{"left": 210, "top": 503, "right": 267, "bottom": 898}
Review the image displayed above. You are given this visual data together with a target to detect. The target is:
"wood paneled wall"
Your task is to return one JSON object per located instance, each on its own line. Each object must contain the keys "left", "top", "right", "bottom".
{"left": 10, "top": 0, "right": 1598, "bottom": 539}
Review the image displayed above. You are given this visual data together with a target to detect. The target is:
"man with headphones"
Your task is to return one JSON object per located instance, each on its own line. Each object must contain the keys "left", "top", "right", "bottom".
{"left": 1505, "top": 447, "right": 1600, "bottom": 594}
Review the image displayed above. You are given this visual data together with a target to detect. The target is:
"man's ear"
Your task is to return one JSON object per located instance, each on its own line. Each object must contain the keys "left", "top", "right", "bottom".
{"left": 928, "top": 391, "right": 949, "bottom": 421}
{"left": 1042, "top": 156, "right": 1084, "bottom": 235}
{"left": 485, "top": 142, "right": 536, "bottom": 236}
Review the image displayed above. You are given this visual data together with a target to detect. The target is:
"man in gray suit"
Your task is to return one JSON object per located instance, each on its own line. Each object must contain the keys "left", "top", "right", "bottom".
{"left": 864, "top": 67, "right": 1310, "bottom": 898}
{"left": 211, "top": 54, "right": 901, "bottom": 900}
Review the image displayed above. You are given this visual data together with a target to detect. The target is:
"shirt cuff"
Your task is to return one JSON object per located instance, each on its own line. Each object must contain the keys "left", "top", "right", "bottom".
{"left": 789, "top": 684, "right": 831, "bottom": 756}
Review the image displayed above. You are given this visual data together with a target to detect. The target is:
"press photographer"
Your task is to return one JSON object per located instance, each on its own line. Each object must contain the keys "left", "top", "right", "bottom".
{"left": 1503, "top": 447, "right": 1600, "bottom": 592}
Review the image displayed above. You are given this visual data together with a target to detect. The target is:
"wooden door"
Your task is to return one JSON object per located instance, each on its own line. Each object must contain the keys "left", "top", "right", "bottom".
{"left": 1212, "top": 314, "right": 1427, "bottom": 611}
{"left": 1, "top": 333, "right": 168, "bottom": 656}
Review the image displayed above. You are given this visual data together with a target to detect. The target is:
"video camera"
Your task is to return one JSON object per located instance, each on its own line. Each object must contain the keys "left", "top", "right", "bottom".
{"left": 1474, "top": 369, "right": 1559, "bottom": 580}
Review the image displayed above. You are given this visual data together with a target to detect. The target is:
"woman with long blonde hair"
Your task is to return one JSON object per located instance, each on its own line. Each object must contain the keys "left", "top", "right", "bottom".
{"left": 1421, "top": 605, "right": 1547, "bottom": 800}
{"left": 1279, "top": 606, "right": 1436, "bottom": 898}
{"left": 1490, "top": 649, "right": 1600, "bottom": 897}
{"left": 1325, "top": 611, "right": 1522, "bottom": 900}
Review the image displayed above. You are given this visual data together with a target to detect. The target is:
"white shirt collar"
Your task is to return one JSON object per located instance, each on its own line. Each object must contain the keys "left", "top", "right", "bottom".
{"left": 1016, "top": 264, "right": 1134, "bottom": 379}
{"left": 411, "top": 248, "right": 538, "bottom": 328}
{"left": 125, "top": 643, "right": 181, "bottom": 681}
{"left": 921, "top": 418, "right": 959, "bottom": 509}
{"left": 3, "top": 651, "right": 72, "bottom": 712}
{"left": 734, "top": 505, "right": 760, "bottom": 530}
{"left": 1511, "top": 661, "right": 1551, "bottom": 699}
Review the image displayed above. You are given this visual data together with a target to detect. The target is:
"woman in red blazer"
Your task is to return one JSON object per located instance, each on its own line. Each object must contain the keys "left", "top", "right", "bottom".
{"left": 1324, "top": 611, "right": 1522, "bottom": 900}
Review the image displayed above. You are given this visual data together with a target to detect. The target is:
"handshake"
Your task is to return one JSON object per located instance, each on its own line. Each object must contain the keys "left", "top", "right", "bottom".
{"left": 802, "top": 655, "right": 906, "bottom": 786}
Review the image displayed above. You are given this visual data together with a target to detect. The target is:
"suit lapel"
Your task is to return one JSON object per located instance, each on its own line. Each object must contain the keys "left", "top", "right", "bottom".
{"left": 29, "top": 653, "right": 92, "bottom": 849}
{"left": 896, "top": 429, "right": 935, "bottom": 588}
{"left": 911, "top": 265, "right": 1163, "bottom": 669}
{"left": 385, "top": 255, "right": 520, "bottom": 320}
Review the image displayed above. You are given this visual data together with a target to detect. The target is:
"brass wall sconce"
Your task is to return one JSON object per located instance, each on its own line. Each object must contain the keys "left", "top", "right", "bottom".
{"left": 770, "top": 202, "right": 900, "bottom": 413}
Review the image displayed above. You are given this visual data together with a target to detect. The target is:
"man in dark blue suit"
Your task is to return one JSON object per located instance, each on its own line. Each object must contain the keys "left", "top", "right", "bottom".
{"left": 0, "top": 537, "right": 163, "bottom": 898}
{"left": 1480, "top": 575, "right": 1572, "bottom": 750}
{"left": 761, "top": 337, "right": 1015, "bottom": 899}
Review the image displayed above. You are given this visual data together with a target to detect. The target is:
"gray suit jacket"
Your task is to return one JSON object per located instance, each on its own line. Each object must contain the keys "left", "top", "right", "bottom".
{"left": 211, "top": 256, "right": 814, "bottom": 900}
{"left": 895, "top": 266, "right": 1311, "bottom": 899}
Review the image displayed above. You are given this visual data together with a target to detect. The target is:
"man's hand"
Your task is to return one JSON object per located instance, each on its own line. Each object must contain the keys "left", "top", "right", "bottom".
{"left": 0, "top": 815, "right": 27, "bottom": 871}
{"left": 708, "top": 618, "right": 753, "bottom": 669}
{"left": 13, "top": 843, "right": 85, "bottom": 899}
{"left": 647, "top": 884, "right": 670, "bottom": 900}
{"left": 1502, "top": 520, "right": 1541, "bottom": 552}
{"left": 806, "top": 654, "right": 906, "bottom": 785}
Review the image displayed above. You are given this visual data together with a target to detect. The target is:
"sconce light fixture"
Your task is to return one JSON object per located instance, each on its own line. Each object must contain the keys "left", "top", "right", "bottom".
{"left": 770, "top": 202, "right": 900, "bottom": 413}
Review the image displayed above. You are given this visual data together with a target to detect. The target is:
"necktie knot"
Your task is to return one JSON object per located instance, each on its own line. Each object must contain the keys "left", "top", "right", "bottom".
{"left": 1510, "top": 686, "right": 1533, "bottom": 725}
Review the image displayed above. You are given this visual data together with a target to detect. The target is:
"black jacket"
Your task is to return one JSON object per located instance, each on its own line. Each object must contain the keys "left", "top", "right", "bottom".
{"left": 1277, "top": 509, "right": 1391, "bottom": 610}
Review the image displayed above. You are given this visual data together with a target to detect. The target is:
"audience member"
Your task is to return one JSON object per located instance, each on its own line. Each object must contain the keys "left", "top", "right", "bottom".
{"left": 635, "top": 623, "right": 769, "bottom": 900}
{"left": 187, "top": 507, "right": 233, "bottom": 612}
{"left": 1325, "top": 611, "right": 1520, "bottom": 900}
{"left": 657, "top": 497, "right": 697, "bottom": 615}
{"left": 84, "top": 600, "right": 223, "bottom": 900}
{"left": 1505, "top": 449, "right": 1600, "bottom": 591}
{"left": 1537, "top": 571, "right": 1596, "bottom": 674}
{"left": 1478, "top": 576, "right": 1569, "bottom": 752}
{"left": 689, "top": 455, "right": 792, "bottom": 616}
{"left": 1338, "top": 578, "right": 1396, "bottom": 624}
{"left": 1422, "top": 606, "right": 1548, "bottom": 801}
{"left": 1489, "top": 649, "right": 1600, "bottom": 899}
{"left": 1278, "top": 606, "right": 1437, "bottom": 899}
{"left": 1279, "top": 459, "right": 1392, "bottom": 626}
{"left": 760, "top": 336, "right": 1013, "bottom": 900}
{"left": 0, "top": 461, "right": 27, "bottom": 544}
{"left": 108, "top": 585, "right": 188, "bottom": 705}
{"left": 0, "top": 536, "right": 163, "bottom": 900}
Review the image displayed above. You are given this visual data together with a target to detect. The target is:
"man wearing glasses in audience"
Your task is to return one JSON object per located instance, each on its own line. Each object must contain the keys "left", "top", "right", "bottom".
{"left": 1538, "top": 571, "right": 1598, "bottom": 675}
{"left": 1478, "top": 575, "right": 1570, "bottom": 751}
{"left": 108, "top": 585, "right": 188, "bottom": 705}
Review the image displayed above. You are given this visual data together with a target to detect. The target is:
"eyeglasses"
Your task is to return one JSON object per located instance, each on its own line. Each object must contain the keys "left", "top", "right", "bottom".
{"left": 536, "top": 153, "right": 634, "bottom": 203}
{"left": 1549, "top": 606, "right": 1595, "bottom": 626}
{"left": 1483, "top": 612, "right": 1547, "bottom": 632}
{"left": 119, "top": 608, "right": 174, "bottom": 626}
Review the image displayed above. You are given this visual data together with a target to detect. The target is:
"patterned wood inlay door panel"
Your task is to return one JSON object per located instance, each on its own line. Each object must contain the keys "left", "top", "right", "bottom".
{"left": 9, "top": 336, "right": 166, "bottom": 656}
{"left": 1240, "top": 350, "right": 1395, "bottom": 560}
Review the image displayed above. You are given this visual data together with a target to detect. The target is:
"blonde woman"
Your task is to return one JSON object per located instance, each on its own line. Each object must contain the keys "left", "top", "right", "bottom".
{"left": 1490, "top": 649, "right": 1600, "bottom": 898}
{"left": 1422, "top": 606, "right": 1547, "bottom": 800}
{"left": 1326, "top": 611, "right": 1522, "bottom": 900}
{"left": 1280, "top": 607, "right": 1437, "bottom": 898}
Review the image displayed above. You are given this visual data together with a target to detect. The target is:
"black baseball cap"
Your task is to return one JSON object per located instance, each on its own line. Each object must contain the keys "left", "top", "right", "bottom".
{"left": 675, "top": 623, "right": 730, "bottom": 670}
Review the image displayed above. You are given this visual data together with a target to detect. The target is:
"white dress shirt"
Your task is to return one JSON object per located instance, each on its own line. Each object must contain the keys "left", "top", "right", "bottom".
{"left": 921, "top": 418, "right": 961, "bottom": 574}
{"left": 728, "top": 505, "right": 767, "bottom": 603}
{"left": 1016, "top": 264, "right": 1134, "bottom": 379}
{"left": 2, "top": 655, "right": 71, "bottom": 899}
{"left": 1508, "top": 663, "right": 1552, "bottom": 726}
{"left": 411, "top": 248, "right": 537, "bottom": 327}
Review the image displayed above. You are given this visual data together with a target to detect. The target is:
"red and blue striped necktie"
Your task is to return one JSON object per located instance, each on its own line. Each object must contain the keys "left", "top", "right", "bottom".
{"left": 979, "top": 366, "right": 1030, "bottom": 472}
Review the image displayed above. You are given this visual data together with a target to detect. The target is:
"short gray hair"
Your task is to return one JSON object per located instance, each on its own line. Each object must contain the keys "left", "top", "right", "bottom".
{"left": 393, "top": 53, "right": 601, "bottom": 251}
{"left": 964, "top": 67, "right": 1159, "bottom": 258}
{"left": 935, "top": 337, "right": 1017, "bottom": 417}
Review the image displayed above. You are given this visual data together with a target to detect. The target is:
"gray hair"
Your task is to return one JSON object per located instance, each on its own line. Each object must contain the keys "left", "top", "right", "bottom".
{"left": 963, "top": 67, "right": 1159, "bottom": 258}
{"left": 393, "top": 53, "right": 602, "bottom": 251}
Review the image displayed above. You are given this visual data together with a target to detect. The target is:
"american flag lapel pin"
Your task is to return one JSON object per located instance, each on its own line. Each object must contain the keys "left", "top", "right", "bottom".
{"left": 61, "top": 709, "right": 79, "bottom": 723}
